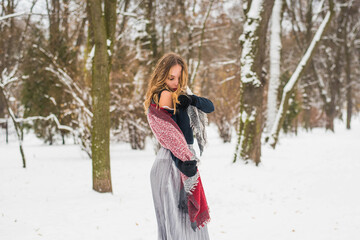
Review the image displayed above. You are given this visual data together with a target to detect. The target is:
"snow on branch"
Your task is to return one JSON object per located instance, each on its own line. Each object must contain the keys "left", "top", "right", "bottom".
{"left": 312, "top": 0, "right": 326, "bottom": 23}
{"left": 239, "top": 0, "right": 265, "bottom": 87}
{"left": 45, "top": 66, "right": 93, "bottom": 118}
{"left": 118, "top": 11, "right": 138, "bottom": 18}
{"left": 36, "top": 45, "right": 93, "bottom": 118}
{"left": 0, "top": 11, "right": 45, "bottom": 22}
{"left": 219, "top": 75, "right": 236, "bottom": 84}
{"left": 0, "top": 11, "right": 27, "bottom": 21}
{"left": 283, "top": 11, "right": 331, "bottom": 93}
{"left": 12, "top": 114, "right": 74, "bottom": 133}
{"left": 33, "top": 45, "right": 92, "bottom": 157}
{"left": 0, "top": 65, "right": 19, "bottom": 88}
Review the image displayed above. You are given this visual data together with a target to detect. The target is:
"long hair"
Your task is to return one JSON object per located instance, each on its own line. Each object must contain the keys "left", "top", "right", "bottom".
{"left": 144, "top": 52, "right": 189, "bottom": 114}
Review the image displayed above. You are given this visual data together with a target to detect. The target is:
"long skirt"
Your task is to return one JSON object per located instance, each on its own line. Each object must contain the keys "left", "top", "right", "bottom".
{"left": 150, "top": 145, "right": 210, "bottom": 240}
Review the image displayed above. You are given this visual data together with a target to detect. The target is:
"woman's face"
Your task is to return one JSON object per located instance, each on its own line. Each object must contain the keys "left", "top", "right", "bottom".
{"left": 165, "top": 64, "right": 181, "bottom": 91}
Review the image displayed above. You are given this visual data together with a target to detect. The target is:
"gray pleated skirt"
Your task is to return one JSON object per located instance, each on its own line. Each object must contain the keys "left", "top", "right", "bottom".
{"left": 150, "top": 145, "right": 210, "bottom": 240}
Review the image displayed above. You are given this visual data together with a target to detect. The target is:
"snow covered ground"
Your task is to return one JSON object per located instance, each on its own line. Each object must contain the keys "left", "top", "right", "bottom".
{"left": 1, "top": 118, "right": 360, "bottom": 240}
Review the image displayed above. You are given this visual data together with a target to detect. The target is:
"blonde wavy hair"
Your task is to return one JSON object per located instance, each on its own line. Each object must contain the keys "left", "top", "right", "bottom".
{"left": 144, "top": 52, "right": 189, "bottom": 114}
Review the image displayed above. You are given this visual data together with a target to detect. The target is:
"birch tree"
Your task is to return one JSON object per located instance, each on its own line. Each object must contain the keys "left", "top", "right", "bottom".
{"left": 267, "top": 0, "right": 284, "bottom": 131}
{"left": 268, "top": 0, "right": 334, "bottom": 148}
{"left": 233, "top": 0, "right": 275, "bottom": 165}
{"left": 88, "top": 0, "right": 117, "bottom": 193}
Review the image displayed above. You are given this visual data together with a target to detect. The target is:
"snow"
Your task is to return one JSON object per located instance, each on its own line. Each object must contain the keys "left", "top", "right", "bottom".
{"left": 0, "top": 11, "right": 27, "bottom": 21}
{"left": 247, "top": 0, "right": 264, "bottom": 19}
{"left": 89, "top": 45, "right": 95, "bottom": 59}
{"left": 1, "top": 117, "right": 360, "bottom": 239}
{"left": 1, "top": 65, "right": 19, "bottom": 88}
{"left": 239, "top": 0, "right": 264, "bottom": 87}
{"left": 219, "top": 75, "right": 236, "bottom": 84}
{"left": 312, "top": 0, "right": 326, "bottom": 23}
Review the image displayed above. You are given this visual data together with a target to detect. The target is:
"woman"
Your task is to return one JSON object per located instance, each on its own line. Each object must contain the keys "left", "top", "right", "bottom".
{"left": 144, "top": 52, "right": 214, "bottom": 239}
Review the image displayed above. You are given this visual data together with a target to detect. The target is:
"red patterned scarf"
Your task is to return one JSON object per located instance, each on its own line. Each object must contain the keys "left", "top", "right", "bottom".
{"left": 147, "top": 103, "right": 210, "bottom": 229}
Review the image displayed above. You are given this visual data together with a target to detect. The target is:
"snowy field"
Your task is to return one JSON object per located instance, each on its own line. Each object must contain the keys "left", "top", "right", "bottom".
{"left": 1, "top": 118, "right": 360, "bottom": 240}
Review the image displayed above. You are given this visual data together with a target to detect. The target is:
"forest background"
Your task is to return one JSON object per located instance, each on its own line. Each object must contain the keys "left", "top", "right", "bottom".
{"left": 0, "top": 0, "right": 359, "bottom": 191}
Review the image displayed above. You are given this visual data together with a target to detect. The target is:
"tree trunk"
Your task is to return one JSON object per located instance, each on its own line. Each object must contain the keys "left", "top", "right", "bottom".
{"left": 344, "top": 7, "right": 352, "bottom": 130}
{"left": 0, "top": 88, "right": 26, "bottom": 168}
{"left": 325, "top": 0, "right": 347, "bottom": 131}
{"left": 46, "top": 0, "right": 61, "bottom": 53}
{"left": 267, "top": 0, "right": 284, "bottom": 132}
{"left": 345, "top": 45, "right": 352, "bottom": 130}
{"left": 88, "top": 0, "right": 117, "bottom": 193}
{"left": 6, "top": 119, "right": 9, "bottom": 143}
{"left": 302, "top": 0, "right": 314, "bottom": 131}
{"left": 233, "top": 0, "right": 275, "bottom": 165}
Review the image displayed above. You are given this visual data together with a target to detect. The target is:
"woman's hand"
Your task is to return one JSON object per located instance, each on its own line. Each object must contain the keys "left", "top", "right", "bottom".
{"left": 177, "top": 94, "right": 197, "bottom": 110}
{"left": 177, "top": 160, "right": 198, "bottom": 177}
{"left": 170, "top": 152, "right": 198, "bottom": 177}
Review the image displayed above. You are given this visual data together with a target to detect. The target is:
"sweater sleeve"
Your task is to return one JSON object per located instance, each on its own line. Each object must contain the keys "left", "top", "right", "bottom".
{"left": 191, "top": 95, "right": 215, "bottom": 113}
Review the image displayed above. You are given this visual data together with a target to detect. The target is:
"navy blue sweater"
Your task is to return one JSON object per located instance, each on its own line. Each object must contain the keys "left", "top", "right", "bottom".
{"left": 159, "top": 91, "right": 214, "bottom": 144}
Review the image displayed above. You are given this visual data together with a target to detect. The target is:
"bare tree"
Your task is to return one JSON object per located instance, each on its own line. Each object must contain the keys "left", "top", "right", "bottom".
{"left": 268, "top": 0, "right": 334, "bottom": 148}
{"left": 0, "top": 66, "right": 26, "bottom": 167}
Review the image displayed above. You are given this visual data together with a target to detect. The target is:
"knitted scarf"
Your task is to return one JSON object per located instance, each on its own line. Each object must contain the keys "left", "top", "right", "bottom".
{"left": 147, "top": 103, "right": 210, "bottom": 230}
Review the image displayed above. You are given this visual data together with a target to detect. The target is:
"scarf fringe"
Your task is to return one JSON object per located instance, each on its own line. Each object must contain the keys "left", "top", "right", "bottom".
{"left": 187, "top": 105, "right": 208, "bottom": 156}
{"left": 197, "top": 211, "right": 211, "bottom": 229}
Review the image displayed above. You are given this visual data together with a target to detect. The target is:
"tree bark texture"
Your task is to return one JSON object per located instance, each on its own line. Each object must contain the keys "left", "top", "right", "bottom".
{"left": 302, "top": 0, "right": 314, "bottom": 130}
{"left": 233, "top": 0, "right": 275, "bottom": 165}
{"left": 344, "top": 5, "right": 352, "bottom": 130}
{"left": 88, "top": 0, "right": 117, "bottom": 193}
{"left": 324, "top": 0, "right": 347, "bottom": 131}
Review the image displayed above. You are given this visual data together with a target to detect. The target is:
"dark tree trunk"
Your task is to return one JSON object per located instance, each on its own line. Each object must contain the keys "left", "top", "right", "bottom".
{"left": 344, "top": 7, "right": 352, "bottom": 130}
{"left": 325, "top": 0, "right": 347, "bottom": 131}
{"left": 88, "top": 0, "right": 117, "bottom": 193}
{"left": 6, "top": 119, "right": 9, "bottom": 143}
{"left": 302, "top": 0, "right": 314, "bottom": 130}
{"left": 62, "top": 131, "right": 66, "bottom": 145}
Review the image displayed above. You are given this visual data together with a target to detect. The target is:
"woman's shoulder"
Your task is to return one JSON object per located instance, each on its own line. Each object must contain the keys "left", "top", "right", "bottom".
{"left": 159, "top": 89, "right": 173, "bottom": 108}
{"left": 159, "top": 89, "right": 171, "bottom": 98}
